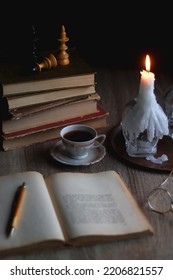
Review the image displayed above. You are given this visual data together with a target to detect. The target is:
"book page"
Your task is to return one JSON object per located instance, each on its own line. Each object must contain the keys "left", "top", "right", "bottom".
{"left": 45, "top": 170, "right": 153, "bottom": 242}
{"left": 0, "top": 171, "right": 65, "bottom": 253}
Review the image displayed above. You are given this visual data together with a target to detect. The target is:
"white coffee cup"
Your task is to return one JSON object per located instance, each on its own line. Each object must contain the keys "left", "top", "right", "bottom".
{"left": 60, "top": 124, "right": 106, "bottom": 159}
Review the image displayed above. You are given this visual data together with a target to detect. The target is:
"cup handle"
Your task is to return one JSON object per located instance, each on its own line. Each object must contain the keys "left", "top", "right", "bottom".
{"left": 92, "top": 134, "right": 106, "bottom": 148}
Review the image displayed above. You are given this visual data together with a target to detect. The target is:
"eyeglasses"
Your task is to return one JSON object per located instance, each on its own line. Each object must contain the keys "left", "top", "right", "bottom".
{"left": 147, "top": 169, "right": 173, "bottom": 214}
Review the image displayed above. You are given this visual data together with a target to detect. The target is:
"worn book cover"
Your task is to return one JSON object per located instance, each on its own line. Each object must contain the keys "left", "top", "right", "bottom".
{"left": 2, "top": 103, "right": 107, "bottom": 138}
{"left": 1, "top": 105, "right": 109, "bottom": 151}
{"left": 6, "top": 85, "right": 96, "bottom": 111}
{"left": 2, "top": 93, "right": 100, "bottom": 137}
{"left": 6, "top": 92, "right": 100, "bottom": 120}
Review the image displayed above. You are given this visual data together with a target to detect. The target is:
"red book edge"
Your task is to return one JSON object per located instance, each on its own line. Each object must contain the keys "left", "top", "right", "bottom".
{"left": 2, "top": 104, "right": 109, "bottom": 139}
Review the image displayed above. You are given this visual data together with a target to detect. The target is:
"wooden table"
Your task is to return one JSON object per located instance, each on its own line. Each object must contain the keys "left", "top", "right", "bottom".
{"left": 1, "top": 68, "right": 173, "bottom": 260}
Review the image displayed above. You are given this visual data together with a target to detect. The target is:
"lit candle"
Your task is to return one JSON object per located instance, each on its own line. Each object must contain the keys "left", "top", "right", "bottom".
{"left": 139, "top": 54, "right": 155, "bottom": 97}
{"left": 121, "top": 53, "right": 169, "bottom": 158}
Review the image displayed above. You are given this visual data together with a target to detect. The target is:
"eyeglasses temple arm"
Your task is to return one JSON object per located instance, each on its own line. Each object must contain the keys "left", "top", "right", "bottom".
{"left": 160, "top": 169, "right": 173, "bottom": 187}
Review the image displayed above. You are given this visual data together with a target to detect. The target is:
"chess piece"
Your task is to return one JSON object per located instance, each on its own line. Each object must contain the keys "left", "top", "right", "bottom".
{"left": 36, "top": 53, "right": 57, "bottom": 72}
{"left": 56, "top": 25, "right": 70, "bottom": 65}
{"left": 31, "top": 25, "right": 39, "bottom": 72}
{"left": 24, "top": 25, "right": 40, "bottom": 73}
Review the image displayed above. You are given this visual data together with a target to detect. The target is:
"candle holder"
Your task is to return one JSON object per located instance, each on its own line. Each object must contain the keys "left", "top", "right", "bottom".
{"left": 122, "top": 98, "right": 160, "bottom": 157}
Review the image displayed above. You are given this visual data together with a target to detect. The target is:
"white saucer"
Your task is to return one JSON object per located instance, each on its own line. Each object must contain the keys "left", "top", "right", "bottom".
{"left": 50, "top": 139, "right": 106, "bottom": 166}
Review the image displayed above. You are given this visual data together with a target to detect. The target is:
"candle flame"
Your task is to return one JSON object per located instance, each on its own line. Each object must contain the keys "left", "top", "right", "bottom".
{"left": 145, "top": 54, "right": 150, "bottom": 72}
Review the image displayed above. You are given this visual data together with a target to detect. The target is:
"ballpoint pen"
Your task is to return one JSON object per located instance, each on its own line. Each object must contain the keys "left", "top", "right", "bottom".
{"left": 6, "top": 182, "right": 26, "bottom": 237}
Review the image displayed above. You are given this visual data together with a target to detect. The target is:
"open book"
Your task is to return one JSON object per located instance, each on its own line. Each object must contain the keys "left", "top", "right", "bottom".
{"left": 0, "top": 170, "right": 153, "bottom": 254}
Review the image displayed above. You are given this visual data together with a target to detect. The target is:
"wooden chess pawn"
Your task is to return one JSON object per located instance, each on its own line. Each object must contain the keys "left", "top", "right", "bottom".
{"left": 36, "top": 53, "right": 57, "bottom": 72}
{"left": 56, "top": 25, "right": 70, "bottom": 66}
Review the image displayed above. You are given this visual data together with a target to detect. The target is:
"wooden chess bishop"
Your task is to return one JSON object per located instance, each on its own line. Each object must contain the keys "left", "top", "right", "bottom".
{"left": 36, "top": 53, "right": 57, "bottom": 72}
{"left": 56, "top": 25, "right": 70, "bottom": 65}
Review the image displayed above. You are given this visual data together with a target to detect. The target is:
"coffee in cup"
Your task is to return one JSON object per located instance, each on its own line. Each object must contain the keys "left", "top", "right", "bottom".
{"left": 60, "top": 124, "right": 106, "bottom": 159}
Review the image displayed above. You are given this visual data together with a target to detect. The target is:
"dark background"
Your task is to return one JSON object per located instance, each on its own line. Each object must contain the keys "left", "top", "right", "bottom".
{"left": 0, "top": 2, "right": 172, "bottom": 73}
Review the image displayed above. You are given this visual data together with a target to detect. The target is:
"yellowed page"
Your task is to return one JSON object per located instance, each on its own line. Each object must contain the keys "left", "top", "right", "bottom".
{"left": 0, "top": 171, "right": 65, "bottom": 253}
{"left": 45, "top": 170, "right": 153, "bottom": 241}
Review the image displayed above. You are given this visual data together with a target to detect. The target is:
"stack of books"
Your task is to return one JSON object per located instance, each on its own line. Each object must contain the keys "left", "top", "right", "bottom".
{"left": 0, "top": 48, "right": 109, "bottom": 151}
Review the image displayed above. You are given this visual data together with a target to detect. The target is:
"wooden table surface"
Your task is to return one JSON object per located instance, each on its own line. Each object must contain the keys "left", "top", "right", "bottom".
{"left": 1, "top": 67, "right": 173, "bottom": 260}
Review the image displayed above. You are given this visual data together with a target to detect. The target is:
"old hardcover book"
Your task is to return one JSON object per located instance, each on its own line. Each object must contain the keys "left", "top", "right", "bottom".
{"left": 2, "top": 93, "right": 99, "bottom": 137}
{"left": 8, "top": 92, "right": 98, "bottom": 120}
{"left": 0, "top": 48, "right": 95, "bottom": 97}
{"left": 6, "top": 85, "right": 96, "bottom": 110}
{"left": 1, "top": 105, "right": 109, "bottom": 150}
{"left": 0, "top": 170, "right": 153, "bottom": 254}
